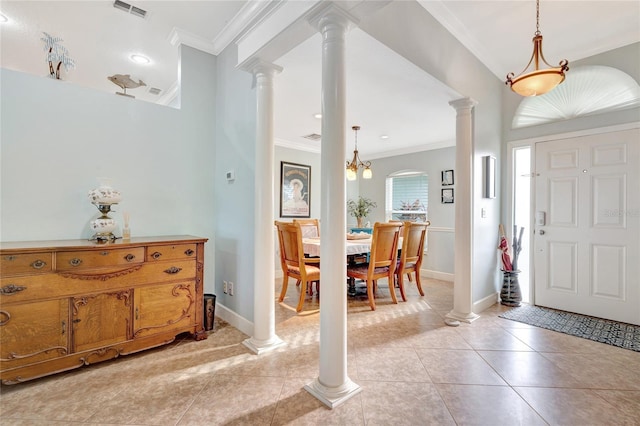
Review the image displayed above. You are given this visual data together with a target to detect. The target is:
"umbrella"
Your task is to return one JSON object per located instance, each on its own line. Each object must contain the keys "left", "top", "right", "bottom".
{"left": 498, "top": 224, "right": 512, "bottom": 271}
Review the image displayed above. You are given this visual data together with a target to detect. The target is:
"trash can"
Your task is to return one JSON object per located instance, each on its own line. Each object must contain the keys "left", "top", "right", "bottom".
{"left": 203, "top": 293, "right": 216, "bottom": 331}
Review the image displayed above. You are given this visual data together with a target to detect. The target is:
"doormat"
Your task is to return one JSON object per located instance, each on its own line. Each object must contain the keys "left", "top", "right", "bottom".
{"left": 499, "top": 304, "right": 640, "bottom": 352}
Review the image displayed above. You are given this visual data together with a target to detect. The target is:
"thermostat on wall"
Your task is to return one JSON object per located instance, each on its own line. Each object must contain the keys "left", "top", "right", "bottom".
{"left": 226, "top": 170, "right": 235, "bottom": 182}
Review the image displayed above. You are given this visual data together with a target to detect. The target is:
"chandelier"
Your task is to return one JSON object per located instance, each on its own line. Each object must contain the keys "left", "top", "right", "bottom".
{"left": 346, "top": 125, "right": 372, "bottom": 181}
{"left": 505, "top": 0, "right": 569, "bottom": 97}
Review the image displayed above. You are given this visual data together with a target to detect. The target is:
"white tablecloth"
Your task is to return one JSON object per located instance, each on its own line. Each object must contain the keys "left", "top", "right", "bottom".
{"left": 302, "top": 237, "right": 372, "bottom": 257}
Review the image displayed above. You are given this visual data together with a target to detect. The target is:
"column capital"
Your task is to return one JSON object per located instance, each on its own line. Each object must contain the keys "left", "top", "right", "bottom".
{"left": 307, "top": 2, "right": 359, "bottom": 33}
{"left": 239, "top": 57, "right": 283, "bottom": 76}
{"left": 449, "top": 97, "right": 478, "bottom": 112}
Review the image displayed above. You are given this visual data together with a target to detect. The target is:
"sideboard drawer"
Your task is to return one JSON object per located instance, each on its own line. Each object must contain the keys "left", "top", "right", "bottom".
{"left": 1, "top": 253, "right": 52, "bottom": 276}
{"left": 146, "top": 244, "right": 197, "bottom": 262}
{"left": 57, "top": 247, "right": 145, "bottom": 271}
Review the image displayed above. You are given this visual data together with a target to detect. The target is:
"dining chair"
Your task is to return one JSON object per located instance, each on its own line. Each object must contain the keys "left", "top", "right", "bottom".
{"left": 293, "top": 218, "right": 320, "bottom": 238}
{"left": 274, "top": 220, "right": 320, "bottom": 312}
{"left": 346, "top": 221, "right": 402, "bottom": 311}
{"left": 396, "top": 221, "right": 430, "bottom": 300}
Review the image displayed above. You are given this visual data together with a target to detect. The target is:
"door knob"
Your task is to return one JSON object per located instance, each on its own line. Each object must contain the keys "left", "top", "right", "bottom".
{"left": 539, "top": 230, "right": 545, "bottom": 235}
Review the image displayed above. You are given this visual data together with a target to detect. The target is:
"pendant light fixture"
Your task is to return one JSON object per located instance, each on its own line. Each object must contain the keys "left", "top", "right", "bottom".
{"left": 346, "top": 125, "right": 372, "bottom": 181}
{"left": 505, "top": 0, "right": 569, "bottom": 97}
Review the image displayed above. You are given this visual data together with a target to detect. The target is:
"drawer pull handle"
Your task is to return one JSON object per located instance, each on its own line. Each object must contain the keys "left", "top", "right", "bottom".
{"left": 69, "top": 258, "right": 83, "bottom": 267}
{"left": 164, "top": 266, "right": 182, "bottom": 275}
{"left": 0, "top": 310, "right": 10, "bottom": 326}
{"left": 100, "top": 251, "right": 110, "bottom": 256}
{"left": 124, "top": 254, "right": 136, "bottom": 262}
{"left": 5, "top": 255, "right": 16, "bottom": 261}
{"left": 62, "top": 320, "right": 66, "bottom": 335}
{"left": 184, "top": 249, "right": 195, "bottom": 256}
{"left": 31, "top": 260, "right": 47, "bottom": 269}
{"left": 151, "top": 252, "right": 162, "bottom": 260}
{"left": 0, "top": 284, "right": 26, "bottom": 295}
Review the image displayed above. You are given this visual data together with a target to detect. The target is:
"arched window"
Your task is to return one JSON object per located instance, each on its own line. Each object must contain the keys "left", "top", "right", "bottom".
{"left": 512, "top": 65, "right": 640, "bottom": 128}
{"left": 385, "top": 170, "right": 428, "bottom": 222}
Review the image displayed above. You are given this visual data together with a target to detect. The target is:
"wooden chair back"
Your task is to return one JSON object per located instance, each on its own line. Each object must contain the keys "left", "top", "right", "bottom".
{"left": 369, "top": 222, "right": 402, "bottom": 271}
{"left": 396, "top": 220, "right": 430, "bottom": 299}
{"left": 274, "top": 220, "right": 320, "bottom": 312}
{"left": 293, "top": 218, "right": 320, "bottom": 238}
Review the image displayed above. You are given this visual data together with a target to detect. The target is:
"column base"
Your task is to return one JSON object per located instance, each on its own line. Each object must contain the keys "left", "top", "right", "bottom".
{"left": 445, "top": 310, "right": 480, "bottom": 324}
{"left": 304, "top": 377, "right": 362, "bottom": 409}
{"left": 242, "top": 335, "right": 286, "bottom": 355}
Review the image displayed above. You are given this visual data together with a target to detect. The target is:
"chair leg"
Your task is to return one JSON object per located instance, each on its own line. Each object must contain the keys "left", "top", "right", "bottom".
{"left": 415, "top": 272, "right": 425, "bottom": 296}
{"left": 279, "top": 276, "right": 289, "bottom": 302}
{"left": 387, "top": 275, "right": 398, "bottom": 304}
{"left": 397, "top": 271, "right": 407, "bottom": 302}
{"left": 295, "top": 279, "right": 301, "bottom": 287}
{"left": 297, "top": 280, "right": 307, "bottom": 312}
{"left": 366, "top": 279, "right": 376, "bottom": 311}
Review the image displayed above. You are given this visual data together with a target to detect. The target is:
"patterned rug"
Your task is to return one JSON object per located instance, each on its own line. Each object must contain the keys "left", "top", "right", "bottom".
{"left": 499, "top": 304, "right": 640, "bottom": 352}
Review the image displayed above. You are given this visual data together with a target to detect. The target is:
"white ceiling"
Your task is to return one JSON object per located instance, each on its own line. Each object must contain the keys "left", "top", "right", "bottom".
{"left": 1, "top": 1, "right": 638, "bottom": 158}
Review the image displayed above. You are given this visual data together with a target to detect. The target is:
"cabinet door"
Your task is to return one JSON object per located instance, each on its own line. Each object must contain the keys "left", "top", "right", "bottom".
{"left": 0, "top": 299, "right": 69, "bottom": 369}
{"left": 133, "top": 282, "right": 195, "bottom": 338}
{"left": 72, "top": 291, "right": 132, "bottom": 353}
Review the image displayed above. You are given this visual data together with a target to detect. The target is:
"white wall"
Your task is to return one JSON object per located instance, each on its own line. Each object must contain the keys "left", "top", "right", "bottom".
{"left": 0, "top": 45, "right": 217, "bottom": 292}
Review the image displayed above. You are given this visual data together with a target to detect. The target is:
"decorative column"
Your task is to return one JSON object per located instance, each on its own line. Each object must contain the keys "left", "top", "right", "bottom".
{"left": 446, "top": 98, "right": 480, "bottom": 325}
{"left": 304, "top": 5, "right": 361, "bottom": 409}
{"left": 243, "top": 59, "right": 286, "bottom": 354}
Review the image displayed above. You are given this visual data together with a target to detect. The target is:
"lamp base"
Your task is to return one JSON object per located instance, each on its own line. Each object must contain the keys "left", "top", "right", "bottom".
{"left": 89, "top": 232, "right": 119, "bottom": 243}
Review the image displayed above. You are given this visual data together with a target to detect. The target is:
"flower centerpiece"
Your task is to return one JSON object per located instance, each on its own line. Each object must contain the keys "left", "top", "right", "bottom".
{"left": 347, "top": 196, "right": 377, "bottom": 228}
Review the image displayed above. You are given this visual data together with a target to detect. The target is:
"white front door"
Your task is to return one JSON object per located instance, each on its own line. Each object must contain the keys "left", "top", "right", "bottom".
{"left": 534, "top": 128, "right": 640, "bottom": 325}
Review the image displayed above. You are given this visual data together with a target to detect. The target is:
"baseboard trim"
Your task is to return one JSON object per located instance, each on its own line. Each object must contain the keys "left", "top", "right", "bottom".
{"left": 215, "top": 302, "right": 253, "bottom": 336}
{"left": 474, "top": 292, "right": 499, "bottom": 313}
{"left": 422, "top": 269, "right": 454, "bottom": 282}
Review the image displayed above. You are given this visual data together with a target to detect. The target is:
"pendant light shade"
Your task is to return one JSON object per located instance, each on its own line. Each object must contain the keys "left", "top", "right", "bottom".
{"left": 506, "top": 0, "right": 569, "bottom": 96}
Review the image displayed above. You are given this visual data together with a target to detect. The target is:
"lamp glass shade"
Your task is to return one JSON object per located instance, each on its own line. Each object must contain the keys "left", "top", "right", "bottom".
{"left": 510, "top": 68, "right": 566, "bottom": 97}
{"left": 346, "top": 168, "right": 357, "bottom": 181}
{"left": 362, "top": 167, "right": 372, "bottom": 179}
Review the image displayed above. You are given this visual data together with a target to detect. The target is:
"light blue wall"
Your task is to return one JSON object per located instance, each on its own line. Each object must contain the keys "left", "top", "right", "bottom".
{"left": 213, "top": 43, "right": 256, "bottom": 320}
{"left": 358, "top": 147, "right": 456, "bottom": 275}
{"left": 361, "top": 1, "right": 503, "bottom": 303}
{"left": 274, "top": 146, "right": 321, "bottom": 220}
{"left": 0, "top": 46, "right": 217, "bottom": 293}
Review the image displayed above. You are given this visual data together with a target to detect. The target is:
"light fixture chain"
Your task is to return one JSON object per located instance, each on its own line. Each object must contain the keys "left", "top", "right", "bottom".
{"left": 535, "top": 0, "right": 540, "bottom": 36}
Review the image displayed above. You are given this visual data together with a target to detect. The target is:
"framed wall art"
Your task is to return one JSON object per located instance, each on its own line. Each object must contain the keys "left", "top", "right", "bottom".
{"left": 441, "top": 169, "right": 454, "bottom": 186}
{"left": 280, "top": 161, "right": 311, "bottom": 218}
{"left": 441, "top": 188, "right": 454, "bottom": 204}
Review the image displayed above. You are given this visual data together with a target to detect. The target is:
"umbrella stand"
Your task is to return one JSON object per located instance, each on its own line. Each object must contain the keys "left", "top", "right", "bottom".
{"left": 498, "top": 224, "right": 523, "bottom": 307}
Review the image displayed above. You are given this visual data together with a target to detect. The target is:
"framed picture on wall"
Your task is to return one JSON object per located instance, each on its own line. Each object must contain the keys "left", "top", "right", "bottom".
{"left": 280, "top": 161, "right": 311, "bottom": 218}
{"left": 441, "top": 169, "right": 454, "bottom": 186}
{"left": 483, "top": 155, "right": 496, "bottom": 199}
{"left": 441, "top": 188, "right": 454, "bottom": 204}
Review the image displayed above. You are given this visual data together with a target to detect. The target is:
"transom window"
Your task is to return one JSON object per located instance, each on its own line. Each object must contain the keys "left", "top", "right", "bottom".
{"left": 385, "top": 171, "right": 428, "bottom": 222}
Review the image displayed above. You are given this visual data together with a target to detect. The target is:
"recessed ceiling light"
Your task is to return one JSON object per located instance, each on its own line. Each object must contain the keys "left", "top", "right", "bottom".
{"left": 380, "top": 135, "right": 389, "bottom": 140}
{"left": 0, "top": 14, "right": 8, "bottom": 23}
{"left": 130, "top": 54, "right": 150, "bottom": 64}
{"left": 313, "top": 113, "right": 322, "bottom": 119}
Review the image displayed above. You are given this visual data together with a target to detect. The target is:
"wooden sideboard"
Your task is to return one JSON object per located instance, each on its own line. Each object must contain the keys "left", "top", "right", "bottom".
{"left": 0, "top": 235, "right": 208, "bottom": 385}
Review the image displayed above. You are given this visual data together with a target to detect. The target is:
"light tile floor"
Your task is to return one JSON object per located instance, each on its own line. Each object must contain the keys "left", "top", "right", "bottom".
{"left": 2, "top": 277, "right": 639, "bottom": 425}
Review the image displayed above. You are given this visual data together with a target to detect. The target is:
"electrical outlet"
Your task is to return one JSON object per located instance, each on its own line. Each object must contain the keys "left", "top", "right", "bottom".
{"left": 228, "top": 281, "right": 234, "bottom": 296}
{"left": 223, "top": 281, "right": 228, "bottom": 294}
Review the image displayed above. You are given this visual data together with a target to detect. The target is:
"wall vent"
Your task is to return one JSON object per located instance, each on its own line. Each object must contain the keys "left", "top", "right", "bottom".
{"left": 113, "top": 0, "right": 147, "bottom": 18}
{"left": 303, "top": 133, "right": 321, "bottom": 141}
{"left": 148, "top": 87, "right": 162, "bottom": 95}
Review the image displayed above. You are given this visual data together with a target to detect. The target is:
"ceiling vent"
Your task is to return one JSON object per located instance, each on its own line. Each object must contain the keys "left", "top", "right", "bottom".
{"left": 148, "top": 87, "right": 162, "bottom": 95}
{"left": 113, "top": 0, "right": 147, "bottom": 19}
{"left": 303, "top": 133, "right": 321, "bottom": 141}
